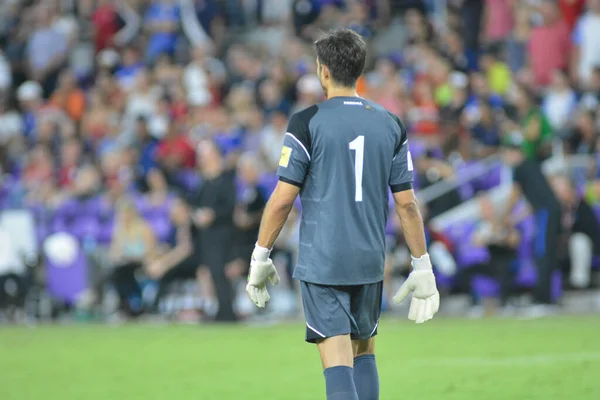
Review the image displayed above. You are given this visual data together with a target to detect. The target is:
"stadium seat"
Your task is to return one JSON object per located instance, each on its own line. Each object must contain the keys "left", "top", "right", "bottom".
{"left": 44, "top": 232, "right": 88, "bottom": 306}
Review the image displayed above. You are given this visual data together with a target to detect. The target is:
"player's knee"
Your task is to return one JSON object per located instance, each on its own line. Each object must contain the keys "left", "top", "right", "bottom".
{"left": 353, "top": 338, "right": 375, "bottom": 357}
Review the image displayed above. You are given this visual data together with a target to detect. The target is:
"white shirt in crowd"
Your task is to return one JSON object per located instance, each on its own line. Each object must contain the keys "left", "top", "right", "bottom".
{"left": 542, "top": 89, "right": 577, "bottom": 131}
{"left": 183, "top": 62, "right": 212, "bottom": 107}
{"left": 574, "top": 12, "right": 600, "bottom": 85}
{"left": 0, "top": 229, "right": 22, "bottom": 276}
{"left": 0, "top": 52, "right": 11, "bottom": 91}
{"left": 0, "top": 111, "right": 24, "bottom": 145}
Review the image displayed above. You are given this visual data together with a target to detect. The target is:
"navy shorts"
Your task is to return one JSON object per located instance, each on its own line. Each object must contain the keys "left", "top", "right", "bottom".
{"left": 300, "top": 281, "right": 383, "bottom": 344}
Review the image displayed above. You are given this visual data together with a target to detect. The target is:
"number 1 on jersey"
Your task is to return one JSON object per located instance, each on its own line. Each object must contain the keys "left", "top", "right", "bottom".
{"left": 349, "top": 136, "right": 364, "bottom": 202}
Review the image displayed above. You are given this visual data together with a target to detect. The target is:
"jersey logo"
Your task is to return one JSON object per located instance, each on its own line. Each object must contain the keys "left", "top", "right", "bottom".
{"left": 344, "top": 101, "right": 363, "bottom": 105}
{"left": 407, "top": 150, "right": 414, "bottom": 171}
{"left": 279, "top": 146, "right": 292, "bottom": 167}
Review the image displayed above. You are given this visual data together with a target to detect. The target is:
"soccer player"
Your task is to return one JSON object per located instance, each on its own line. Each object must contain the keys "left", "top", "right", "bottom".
{"left": 246, "top": 29, "right": 440, "bottom": 400}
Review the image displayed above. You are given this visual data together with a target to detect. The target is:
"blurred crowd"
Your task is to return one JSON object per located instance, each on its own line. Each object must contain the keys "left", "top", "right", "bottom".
{"left": 0, "top": 0, "right": 600, "bottom": 322}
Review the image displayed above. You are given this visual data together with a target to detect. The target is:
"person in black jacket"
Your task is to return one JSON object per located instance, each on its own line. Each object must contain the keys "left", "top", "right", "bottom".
{"left": 189, "top": 139, "right": 237, "bottom": 322}
{"left": 502, "top": 138, "right": 562, "bottom": 315}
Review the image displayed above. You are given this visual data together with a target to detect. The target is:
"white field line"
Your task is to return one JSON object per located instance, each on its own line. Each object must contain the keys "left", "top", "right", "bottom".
{"left": 419, "top": 352, "right": 600, "bottom": 367}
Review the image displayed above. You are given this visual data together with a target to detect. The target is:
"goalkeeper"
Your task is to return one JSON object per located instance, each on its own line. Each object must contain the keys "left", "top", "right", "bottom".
{"left": 246, "top": 29, "right": 439, "bottom": 400}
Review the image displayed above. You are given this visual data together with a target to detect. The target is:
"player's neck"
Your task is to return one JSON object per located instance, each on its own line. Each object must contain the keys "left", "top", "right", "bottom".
{"left": 326, "top": 86, "right": 359, "bottom": 100}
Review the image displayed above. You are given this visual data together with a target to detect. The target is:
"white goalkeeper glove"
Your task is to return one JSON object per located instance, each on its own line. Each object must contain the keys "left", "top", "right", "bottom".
{"left": 393, "top": 253, "right": 440, "bottom": 324}
{"left": 246, "top": 244, "right": 280, "bottom": 308}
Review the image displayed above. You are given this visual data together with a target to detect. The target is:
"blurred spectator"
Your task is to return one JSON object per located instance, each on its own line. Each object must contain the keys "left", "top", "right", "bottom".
{"left": 552, "top": 176, "right": 600, "bottom": 289}
{"left": 229, "top": 154, "right": 267, "bottom": 280}
{"left": 17, "top": 81, "right": 44, "bottom": 140}
{"left": 528, "top": 0, "right": 570, "bottom": 87}
{"left": 183, "top": 46, "right": 213, "bottom": 107}
{"left": 460, "top": 0, "right": 485, "bottom": 68}
{"left": 508, "top": 86, "right": 553, "bottom": 161}
{"left": 72, "top": 165, "right": 103, "bottom": 200}
{"left": 27, "top": 4, "right": 69, "bottom": 96}
{"left": 92, "top": 0, "right": 142, "bottom": 52}
{"left": 143, "top": 0, "right": 180, "bottom": 63}
{"left": 109, "top": 198, "right": 158, "bottom": 317}
{"left": 92, "top": 0, "right": 121, "bottom": 52}
{"left": 0, "top": 228, "right": 26, "bottom": 317}
{"left": 480, "top": 48, "right": 512, "bottom": 97}
{"left": 133, "top": 116, "right": 160, "bottom": 180}
{"left": 156, "top": 123, "right": 196, "bottom": 178}
{"left": 579, "top": 67, "right": 600, "bottom": 109}
{"left": 211, "top": 107, "right": 244, "bottom": 168}
{"left": 50, "top": 70, "right": 86, "bottom": 123}
{"left": 572, "top": 0, "right": 600, "bottom": 88}
{"left": 81, "top": 90, "right": 117, "bottom": 148}
{"left": 0, "top": 96, "right": 23, "bottom": 148}
{"left": 566, "top": 109, "right": 598, "bottom": 155}
{"left": 145, "top": 168, "right": 172, "bottom": 207}
{"left": 559, "top": 0, "right": 586, "bottom": 32}
{"left": 115, "top": 47, "right": 144, "bottom": 92}
{"left": 502, "top": 141, "right": 562, "bottom": 313}
{"left": 506, "top": 4, "right": 531, "bottom": 73}
{"left": 409, "top": 80, "right": 440, "bottom": 136}
{"left": 470, "top": 101, "right": 501, "bottom": 157}
{"left": 455, "top": 195, "right": 520, "bottom": 313}
{"left": 125, "top": 69, "right": 160, "bottom": 128}
{"left": 293, "top": 74, "right": 323, "bottom": 114}
{"left": 189, "top": 139, "right": 237, "bottom": 321}
{"left": 23, "top": 146, "right": 55, "bottom": 195}
{"left": 260, "top": 110, "right": 288, "bottom": 171}
{"left": 153, "top": 53, "right": 181, "bottom": 96}
{"left": 415, "top": 151, "right": 461, "bottom": 217}
{"left": 0, "top": 49, "right": 12, "bottom": 92}
{"left": 57, "top": 138, "right": 82, "bottom": 191}
{"left": 542, "top": 69, "right": 577, "bottom": 134}
{"left": 147, "top": 197, "right": 208, "bottom": 313}
{"left": 483, "top": 0, "right": 514, "bottom": 44}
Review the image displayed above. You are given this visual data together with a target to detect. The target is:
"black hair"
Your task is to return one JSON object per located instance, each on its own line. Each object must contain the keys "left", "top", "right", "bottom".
{"left": 314, "top": 29, "right": 367, "bottom": 88}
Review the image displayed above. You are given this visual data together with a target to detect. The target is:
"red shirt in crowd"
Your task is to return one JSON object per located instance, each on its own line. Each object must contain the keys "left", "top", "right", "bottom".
{"left": 529, "top": 19, "right": 571, "bottom": 86}
{"left": 559, "top": 0, "right": 586, "bottom": 31}
{"left": 156, "top": 134, "right": 196, "bottom": 168}
{"left": 58, "top": 164, "right": 78, "bottom": 188}
{"left": 93, "top": 5, "right": 120, "bottom": 52}
{"left": 485, "top": 0, "right": 514, "bottom": 41}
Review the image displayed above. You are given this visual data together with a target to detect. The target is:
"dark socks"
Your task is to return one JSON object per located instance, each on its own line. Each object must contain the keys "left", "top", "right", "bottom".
{"left": 354, "top": 354, "right": 379, "bottom": 400}
{"left": 324, "top": 366, "right": 359, "bottom": 400}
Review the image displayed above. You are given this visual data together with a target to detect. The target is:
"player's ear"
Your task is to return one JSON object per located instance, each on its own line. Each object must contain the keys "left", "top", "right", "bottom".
{"left": 322, "top": 64, "right": 330, "bottom": 81}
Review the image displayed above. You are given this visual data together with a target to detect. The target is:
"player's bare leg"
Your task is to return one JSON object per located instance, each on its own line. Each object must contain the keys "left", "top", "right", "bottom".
{"left": 317, "top": 335, "right": 359, "bottom": 400}
{"left": 352, "top": 338, "right": 378, "bottom": 400}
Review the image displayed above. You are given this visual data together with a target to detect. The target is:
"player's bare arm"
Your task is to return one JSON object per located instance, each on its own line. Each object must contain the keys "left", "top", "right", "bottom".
{"left": 392, "top": 189, "right": 440, "bottom": 323}
{"left": 393, "top": 189, "right": 427, "bottom": 257}
{"left": 245, "top": 181, "right": 299, "bottom": 308}
{"left": 256, "top": 181, "right": 299, "bottom": 249}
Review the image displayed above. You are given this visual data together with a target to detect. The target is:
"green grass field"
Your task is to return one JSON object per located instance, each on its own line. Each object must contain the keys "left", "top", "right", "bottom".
{"left": 2, "top": 316, "right": 600, "bottom": 400}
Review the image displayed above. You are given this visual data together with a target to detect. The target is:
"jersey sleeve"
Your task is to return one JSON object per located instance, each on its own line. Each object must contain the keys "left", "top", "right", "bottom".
{"left": 277, "top": 112, "right": 313, "bottom": 187}
{"left": 388, "top": 114, "right": 414, "bottom": 193}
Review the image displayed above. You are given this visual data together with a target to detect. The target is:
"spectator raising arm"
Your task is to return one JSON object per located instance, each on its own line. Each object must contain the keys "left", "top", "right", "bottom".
{"left": 180, "top": 0, "right": 212, "bottom": 49}
{"left": 113, "top": 0, "right": 142, "bottom": 47}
